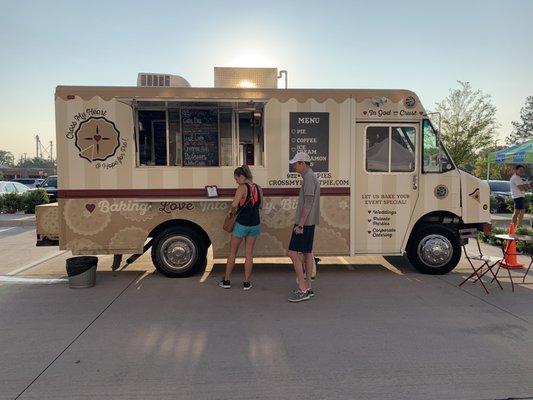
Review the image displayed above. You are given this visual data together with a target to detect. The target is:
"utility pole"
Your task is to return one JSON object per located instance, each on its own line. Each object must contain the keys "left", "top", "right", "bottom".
{"left": 35, "top": 134, "right": 40, "bottom": 158}
{"left": 34, "top": 134, "right": 54, "bottom": 161}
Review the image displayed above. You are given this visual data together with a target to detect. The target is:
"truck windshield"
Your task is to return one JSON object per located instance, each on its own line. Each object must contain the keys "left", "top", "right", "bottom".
{"left": 422, "top": 120, "right": 455, "bottom": 173}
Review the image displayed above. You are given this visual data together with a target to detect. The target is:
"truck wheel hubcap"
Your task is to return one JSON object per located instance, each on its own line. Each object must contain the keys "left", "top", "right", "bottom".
{"left": 417, "top": 235, "right": 452, "bottom": 268}
{"left": 160, "top": 236, "right": 197, "bottom": 271}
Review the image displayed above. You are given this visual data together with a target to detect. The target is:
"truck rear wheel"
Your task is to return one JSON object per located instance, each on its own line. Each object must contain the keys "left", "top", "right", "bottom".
{"left": 151, "top": 226, "right": 207, "bottom": 277}
{"left": 406, "top": 225, "right": 461, "bottom": 275}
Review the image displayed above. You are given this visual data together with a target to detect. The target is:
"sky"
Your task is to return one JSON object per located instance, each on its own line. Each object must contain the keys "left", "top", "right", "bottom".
{"left": 0, "top": 0, "right": 532, "bottom": 161}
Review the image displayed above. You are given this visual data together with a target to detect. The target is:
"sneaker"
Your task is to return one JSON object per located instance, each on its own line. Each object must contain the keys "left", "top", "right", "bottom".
{"left": 219, "top": 280, "right": 231, "bottom": 289}
{"left": 288, "top": 290, "right": 310, "bottom": 303}
{"left": 292, "top": 288, "right": 315, "bottom": 297}
{"left": 243, "top": 281, "right": 252, "bottom": 291}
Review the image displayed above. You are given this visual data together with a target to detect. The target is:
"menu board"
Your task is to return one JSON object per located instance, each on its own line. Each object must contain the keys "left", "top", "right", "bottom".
{"left": 289, "top": 112, "right": 329, "bottom": 172}
{"left": 182, "top": 109, "right": 219, "bottom": 166}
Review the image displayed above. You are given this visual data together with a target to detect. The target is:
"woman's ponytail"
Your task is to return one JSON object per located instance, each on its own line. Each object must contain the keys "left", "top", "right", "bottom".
{"left": 234, "top": 164, "right": 253, "bottom": 180}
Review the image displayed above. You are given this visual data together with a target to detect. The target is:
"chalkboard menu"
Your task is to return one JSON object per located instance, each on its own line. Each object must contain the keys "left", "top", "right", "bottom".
{"left": 289, "top": 112, "right": 329, "bottom": 172}
{"left": 182, "top": 109, "right": 219, "bottom": 166}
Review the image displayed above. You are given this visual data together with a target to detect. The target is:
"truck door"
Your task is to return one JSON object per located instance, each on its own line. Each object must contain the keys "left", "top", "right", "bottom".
{"left": 353, "top": 123, "right": 420, "bottom": 254}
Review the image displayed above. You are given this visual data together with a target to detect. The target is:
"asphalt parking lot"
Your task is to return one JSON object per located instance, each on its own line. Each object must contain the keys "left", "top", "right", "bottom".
{"left": 1, "top": 226, "right": 532, "bottom": 400}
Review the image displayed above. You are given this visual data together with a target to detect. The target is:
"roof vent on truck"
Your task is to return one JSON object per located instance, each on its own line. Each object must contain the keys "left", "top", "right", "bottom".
{"left": 214, "top": 67, "right": 279, "bottom": 88}
{"left": 137, "top": 73, "right": 191, "bottom": 88}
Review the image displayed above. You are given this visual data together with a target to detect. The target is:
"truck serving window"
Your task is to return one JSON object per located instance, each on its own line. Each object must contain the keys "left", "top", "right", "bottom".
{"left": 422, "top": 119, "right": 454, "bottom": 173}
{"left": 135, "top": 101, "right": 264, "bottom": 167}
{"left": 138, "top": 109, "right": 167, "bottom": 166}
{"left": 366, "top": 126, "right": 416, "bottom": 173}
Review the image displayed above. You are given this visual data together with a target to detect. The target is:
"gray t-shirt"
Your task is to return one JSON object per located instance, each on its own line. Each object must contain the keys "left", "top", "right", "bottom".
{"left": 295, "top": 168, "right": 320, "bottom": 226}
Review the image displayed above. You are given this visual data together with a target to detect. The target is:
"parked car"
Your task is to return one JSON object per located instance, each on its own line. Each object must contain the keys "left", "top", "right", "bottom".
{"left": 0, "top": 181, "right": 31, "bottom": 195}
{"left": 11, "top": 178, "right": 45, "bottom": 189}
{"left": 487, "top": 180, "right": 511, "bottom": 213}
{"left": 39, "top": 175, "right": 57, "bottom": 202}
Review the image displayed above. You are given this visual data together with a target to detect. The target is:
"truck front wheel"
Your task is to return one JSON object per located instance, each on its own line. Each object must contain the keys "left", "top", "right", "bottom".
{"left": 406, "top": 225, "right": 461, "bottom": 275}
{"left": 151, "top": 226, "right": 207, "bottom": 277}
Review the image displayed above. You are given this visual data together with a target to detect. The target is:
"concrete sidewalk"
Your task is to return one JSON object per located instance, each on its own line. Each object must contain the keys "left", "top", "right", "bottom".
{"left": 1, "top": 254, "right": 532, "bottom": 399}
{"left": 0, "top": 226, "right": 63, "bottom": 275}
{"left": 492, "top": 212, "right": 532, "bottom": 229}
{"left": 0, "top": 213, "right": 35, "bottom": 227}
{"left": 1, "top": 271, "right": 142, "bottom": 400}
{"left": 1, "top": 226, "right": 532, "bottom": 400}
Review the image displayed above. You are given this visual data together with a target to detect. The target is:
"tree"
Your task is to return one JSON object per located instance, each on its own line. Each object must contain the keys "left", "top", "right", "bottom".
{"left": 506, "top": 96, "right": 533, "bottom": 145}
{"left": 17, "top": 157, "right": 56, "bottom": 169}
{"left": 0, "top": 150, "right": 15, "bottom": 167}
{"left": 473, "top": 145, "right": 513, "bottom": 180}
{"left": 435, "top": 81, "right": 499, "bottom": 170}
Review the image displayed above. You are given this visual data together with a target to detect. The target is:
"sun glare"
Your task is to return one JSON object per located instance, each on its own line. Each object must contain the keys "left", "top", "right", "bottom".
{"left": 237, "top": 80, "right": 256, "bottom": 88}
{"left": 230, "top": 51, "right": 274, "bottom": 68}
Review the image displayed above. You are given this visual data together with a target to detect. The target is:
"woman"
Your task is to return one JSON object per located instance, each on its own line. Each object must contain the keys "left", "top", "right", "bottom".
{"left": 219, "top": 165, "right": 262, "bottom": 290}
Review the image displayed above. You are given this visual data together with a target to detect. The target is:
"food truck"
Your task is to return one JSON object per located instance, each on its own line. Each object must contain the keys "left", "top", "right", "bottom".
{"left": 36, "top": 68, "right": 491, "bottom": 277}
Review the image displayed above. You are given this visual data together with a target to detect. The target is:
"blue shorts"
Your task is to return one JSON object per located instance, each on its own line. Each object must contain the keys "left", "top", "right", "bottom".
{"left": 232, "top": 222, "right": 261, "bottom": 238}
{"left": 514, "top": 197, "right": 525, "bottom": 210}
{"left": 288, "top": 225, "right": 315, "bottom": 253}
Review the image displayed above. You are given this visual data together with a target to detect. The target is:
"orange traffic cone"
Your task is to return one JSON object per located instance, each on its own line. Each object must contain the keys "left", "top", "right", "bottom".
{"left": 501, "top": 222, "right": 524, "bottom": 269}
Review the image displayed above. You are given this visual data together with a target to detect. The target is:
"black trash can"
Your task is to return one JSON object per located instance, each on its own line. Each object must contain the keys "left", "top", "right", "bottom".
{"left": 66, "top": 256, "right": 98, "bottom": 288}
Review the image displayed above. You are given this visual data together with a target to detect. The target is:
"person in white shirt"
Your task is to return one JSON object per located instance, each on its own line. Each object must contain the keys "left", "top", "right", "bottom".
{"left": 509, "top": 164, "right": 531, "bottom": 227}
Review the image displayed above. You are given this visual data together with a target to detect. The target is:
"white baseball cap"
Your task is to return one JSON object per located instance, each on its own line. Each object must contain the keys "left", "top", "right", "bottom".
{"left": 289, "top": 152, "right": 311, "bottom": 164}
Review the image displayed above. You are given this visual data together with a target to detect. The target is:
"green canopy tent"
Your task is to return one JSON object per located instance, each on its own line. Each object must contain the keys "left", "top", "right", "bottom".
{"left": 487, "top": 138, "right": 533, "bottom": 179}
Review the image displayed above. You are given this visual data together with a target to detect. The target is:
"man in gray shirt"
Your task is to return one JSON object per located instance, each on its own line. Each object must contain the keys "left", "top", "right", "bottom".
{"left": 287, "top": 152, "right": 320, "bottom": 302}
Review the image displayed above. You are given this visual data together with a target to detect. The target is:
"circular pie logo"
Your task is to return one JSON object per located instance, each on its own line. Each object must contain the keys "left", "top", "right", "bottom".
{"left": 74, "top": 117, "right": 120, "bottom": 163}
{"left": 404, "top": 96, "right": 416, "bottom": 108}
{"left": 434, "top": 184, "right": 449, "bottom": 199}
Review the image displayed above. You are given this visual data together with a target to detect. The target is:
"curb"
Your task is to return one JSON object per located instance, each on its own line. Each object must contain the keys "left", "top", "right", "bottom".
{"left": 0, "top": 216, "right": 36, "bottom": 227}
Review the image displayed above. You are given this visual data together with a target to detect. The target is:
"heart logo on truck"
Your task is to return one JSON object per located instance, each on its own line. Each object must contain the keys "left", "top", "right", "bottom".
{"left": 85, "top": 204, "right": 96, "bottom": 213}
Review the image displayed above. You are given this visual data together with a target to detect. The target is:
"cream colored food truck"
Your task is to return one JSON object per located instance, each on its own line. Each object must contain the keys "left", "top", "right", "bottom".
{"left": 36, "top": 69, "right": 491, "bottom": 277}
